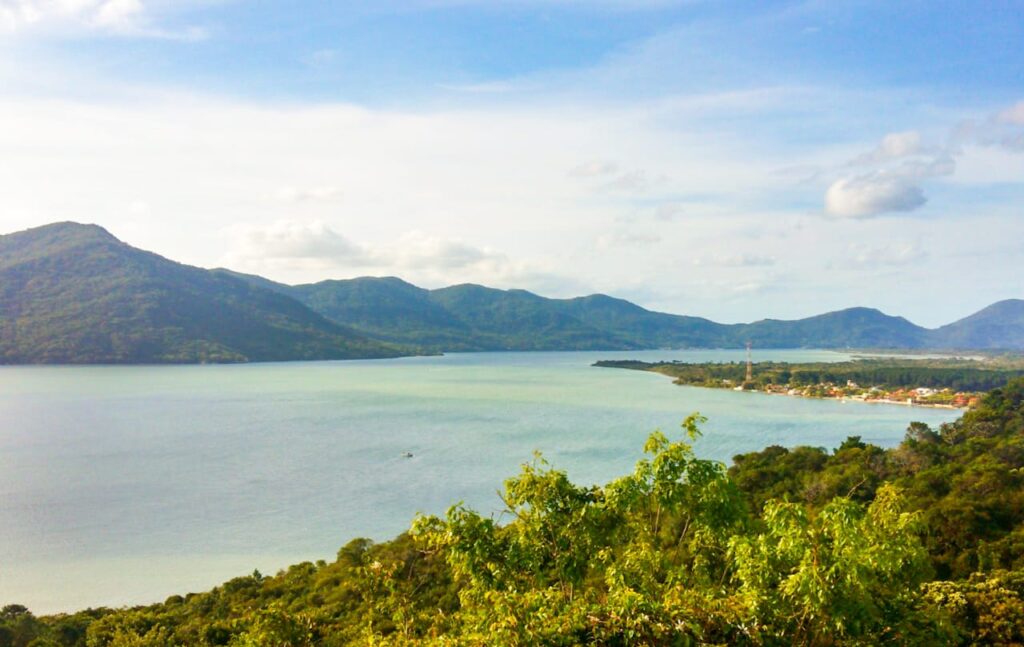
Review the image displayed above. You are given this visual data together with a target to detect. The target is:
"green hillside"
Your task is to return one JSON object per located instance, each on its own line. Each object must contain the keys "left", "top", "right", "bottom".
{"left": 0, "top": 223, "right": 410, "bottom": 364}
{"left": 736, "top": 307, "right": 927, "bottom": 349}
{"left": 238, "top": 275, "right": 963, "bottom": 352}
{"left": 932, "top": 300, "right": 1024, "bottom": 350}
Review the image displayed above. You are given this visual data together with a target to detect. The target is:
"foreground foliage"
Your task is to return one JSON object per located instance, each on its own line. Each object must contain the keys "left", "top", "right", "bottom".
{"left": 8, "top": 380, "right": 1024, "bottom": 645}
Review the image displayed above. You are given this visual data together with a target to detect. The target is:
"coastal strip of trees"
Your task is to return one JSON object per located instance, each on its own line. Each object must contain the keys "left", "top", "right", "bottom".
{"left": 595, "top": 357, "right": 1024, "bottom": 393}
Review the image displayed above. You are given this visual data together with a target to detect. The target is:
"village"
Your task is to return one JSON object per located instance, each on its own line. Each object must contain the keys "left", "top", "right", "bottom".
{"left": 727, "top": 379, "right": 982, "bottom": 409}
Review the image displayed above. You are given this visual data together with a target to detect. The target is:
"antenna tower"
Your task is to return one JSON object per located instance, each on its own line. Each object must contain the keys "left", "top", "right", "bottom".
{"left": 745, "top": 341, "right": 753, "bottom": 383}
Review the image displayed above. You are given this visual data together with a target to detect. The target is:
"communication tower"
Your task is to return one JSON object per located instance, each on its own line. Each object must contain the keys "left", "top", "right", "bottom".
{"left": 745, "top": 341, "right": 753, "bottom": 384}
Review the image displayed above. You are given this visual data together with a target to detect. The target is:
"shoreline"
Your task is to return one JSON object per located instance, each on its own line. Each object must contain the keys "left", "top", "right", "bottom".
{"left": 747, "top": 387, "right": 966, "bottom": 410}
{"left": 642, "top": 371, "right": 971, "bottom": 410}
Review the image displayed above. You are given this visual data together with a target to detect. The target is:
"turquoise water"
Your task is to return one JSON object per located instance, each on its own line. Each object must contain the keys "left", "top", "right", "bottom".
{"left": 0, "top": 350, "right": 959, "bottom": 612}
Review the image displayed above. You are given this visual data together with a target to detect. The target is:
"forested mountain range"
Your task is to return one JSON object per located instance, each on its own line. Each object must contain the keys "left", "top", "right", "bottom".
{"left": 1, "top": 222, "right": 1022, "bottom": 363}
{"left": 222, "top": 272, "right": 1024, "bottom": 353}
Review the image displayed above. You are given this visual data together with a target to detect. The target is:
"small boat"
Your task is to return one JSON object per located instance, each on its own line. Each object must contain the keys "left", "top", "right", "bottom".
{"left": 401, "top": 452, "right": 414, "bottom": 459}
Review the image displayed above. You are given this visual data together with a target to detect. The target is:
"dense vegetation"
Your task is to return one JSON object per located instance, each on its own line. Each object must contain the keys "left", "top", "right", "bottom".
{"left": 0, "top": 223, "right": 411, "bottom": 363}
{"left": 8, "top": 379, "right": 1024, "bottom": 645}
{"left": 224, "top": 271, "right": 1024, "bottom": 353}
{"left": 596, "top": 357, "right": 1024, "bottom": 393}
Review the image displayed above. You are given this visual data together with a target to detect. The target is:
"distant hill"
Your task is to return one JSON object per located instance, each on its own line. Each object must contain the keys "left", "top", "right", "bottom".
{"left": 736, "top": 307, "right": 927, "bottom": 349}
{"left": 225, "top": 272, "right": 1023, "bottom": 352}
{"left": 4, "top": 222, "right": 1023, "bottom": 363}
{"left": 0, "top": 223, "right": 410, "bottom": 364}
{"left": 929, "top": 300, "right": 1024, "bottom": 350}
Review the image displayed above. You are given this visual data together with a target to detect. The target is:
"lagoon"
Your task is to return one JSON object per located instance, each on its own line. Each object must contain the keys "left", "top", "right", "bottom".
{"left": 0, "top": 350, "right": 959, "bottom": 612}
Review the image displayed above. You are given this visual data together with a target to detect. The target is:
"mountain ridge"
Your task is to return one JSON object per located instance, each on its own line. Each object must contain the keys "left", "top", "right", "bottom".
{"left": 226, "top": 270, "right": 1021, "bottom": 352}
{"left": 2, "top": 222, "right": 1022, "bottom": 363}
{"left": 0, "top": 222, "right": 411, "bottom": 364}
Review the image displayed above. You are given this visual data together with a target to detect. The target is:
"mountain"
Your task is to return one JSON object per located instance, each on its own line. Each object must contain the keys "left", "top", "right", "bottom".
{"left": 216, "top": 275, "right": 641, "bottom": 351}
{"left": 230, "top": 275, "right": 948, "bottom": 352}
{"left": 4, "top": 222, "right": 1023, "bottom": 362}
{"left": 426, "top": 284, "right": 639, "bottom": 350}
{"left": 736, "top": 307, "right": 928, "bottom": 349}
{"left": 226, "top": 272, "right": 1024, "bottom": 352}
{"left": 929, "top": 300, "right": 1024, "bottom": 350}
{"left": 0, "top": 223, "right": 410, "bottom": 364}
{"left": 293, "top": 277, "right": 479, "bottom": 349}
{"left": 553, "top": 293, "right": 733, "bottom": 348}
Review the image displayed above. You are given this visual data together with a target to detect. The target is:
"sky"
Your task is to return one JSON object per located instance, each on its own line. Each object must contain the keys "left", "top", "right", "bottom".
{"left": 1, "top": 0, "right": 1022, "bottom": 327}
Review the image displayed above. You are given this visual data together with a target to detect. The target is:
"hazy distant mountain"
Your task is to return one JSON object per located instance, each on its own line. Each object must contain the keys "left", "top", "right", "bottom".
{"left": 0, "top": 223, "right": 409, "bottom": 363}
{"left": 736, "top": 307, "right": 928, "bottom": 349}
{"left": 929, "top": 300, "right": 1024, "bottom": 350}
{"left": 3, "top": 222, "right": 1022, "bottom": 364}
{"left": 216, "top": 274, "right": 640, "bottom": 350}
{"left": 229, "top": 273, "right": 1016, "bottom": 352}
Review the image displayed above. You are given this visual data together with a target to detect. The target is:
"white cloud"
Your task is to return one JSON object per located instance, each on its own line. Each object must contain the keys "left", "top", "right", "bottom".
{"left": 274, "top": 186, "right": 343, "bottom": 203}
{"left": 821, "top": 99, "right": 1024, "bottom": 218}
{"left": 600, "top": 169, "right": 654, "bottom": 192}
{"left": 1, "top": 0, "right": 137, "bottom": 32}
{"left": 847, "top": 241, "right": 927, "bottom": 267}
{"left": 390, "top": 231, "right": 498, "bottom": 270}
{"left": 596, "top": 230, "right": 660, "bottom": 249}
{"left": 652, "top": 202, "right": 686, "bottom": 220}
{"left": 220, "top": 220, "right": 575, "bottom": 293}
{"left": 567, "top": 160, "right": 618, "bottom": 178}
{"left": 824, "top": 173, "right": 926, "bottom": 218}
{"left": 225, "top": 220, "right": 369, "bottom": 269}
{"left": 568, "top": 160, "right": 662, "bottom": 193}
{"left": 825, "top": 129, "right": 961, "bottom": 218}
{"left": 0, "top": 0, "right": 204, "bottom": 38}
{"left": 950, "top": 100, "right": 1024, "bottom": 153}
{"left": 997, "top": 101, "right": 1024, "bottom": 125}
{"left": 692, "top": 252, "right": 776, "bottom": 267}
{"left": 849, "top": 131, "right": 924, "bottom": 165}
{"left": 92, "top": 0, "right": 142, "bottom": 29}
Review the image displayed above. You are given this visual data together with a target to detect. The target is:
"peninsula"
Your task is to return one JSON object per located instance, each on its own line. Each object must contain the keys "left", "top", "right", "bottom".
{"left": 594, "top": 357, "right": 1024, "bottom": 408}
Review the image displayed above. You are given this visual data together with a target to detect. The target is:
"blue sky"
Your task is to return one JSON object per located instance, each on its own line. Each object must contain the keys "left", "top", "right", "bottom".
{"left": 1, "top": 0, "right": 1023, "bottom": 325}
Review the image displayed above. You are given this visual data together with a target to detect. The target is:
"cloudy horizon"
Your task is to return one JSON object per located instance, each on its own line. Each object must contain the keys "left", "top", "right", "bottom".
{"left": 2, "top": 1, "right": 1022, "bottom": 327}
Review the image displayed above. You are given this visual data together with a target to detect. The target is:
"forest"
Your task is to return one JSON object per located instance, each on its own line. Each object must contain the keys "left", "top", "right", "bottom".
{"left": 5, "top": 378, "right": 1024, "bottom": 645}
{"left": 595, "top": 357, "right": 1024, "bottom": 394}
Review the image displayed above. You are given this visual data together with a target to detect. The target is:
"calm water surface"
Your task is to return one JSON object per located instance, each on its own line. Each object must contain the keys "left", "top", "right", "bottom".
{"left": 0, "top": 350, "right": 959, "bottom": 612}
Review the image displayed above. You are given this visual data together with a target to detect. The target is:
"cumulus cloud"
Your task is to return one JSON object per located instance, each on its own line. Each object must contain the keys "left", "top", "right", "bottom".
{"left": 220, "top": 220, "right": 576, "bottom": 293}
{"left": 824, "top": 174, "right": 926, "bottom": 218}
{"left": 825, "top": 129, "right": 960, "bottom": 218}
{"left": 823, "top": 99, "right": 1024, "bottom": 218}
{"left": 225, "top": 220, "right": 369, "bottom": 268}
